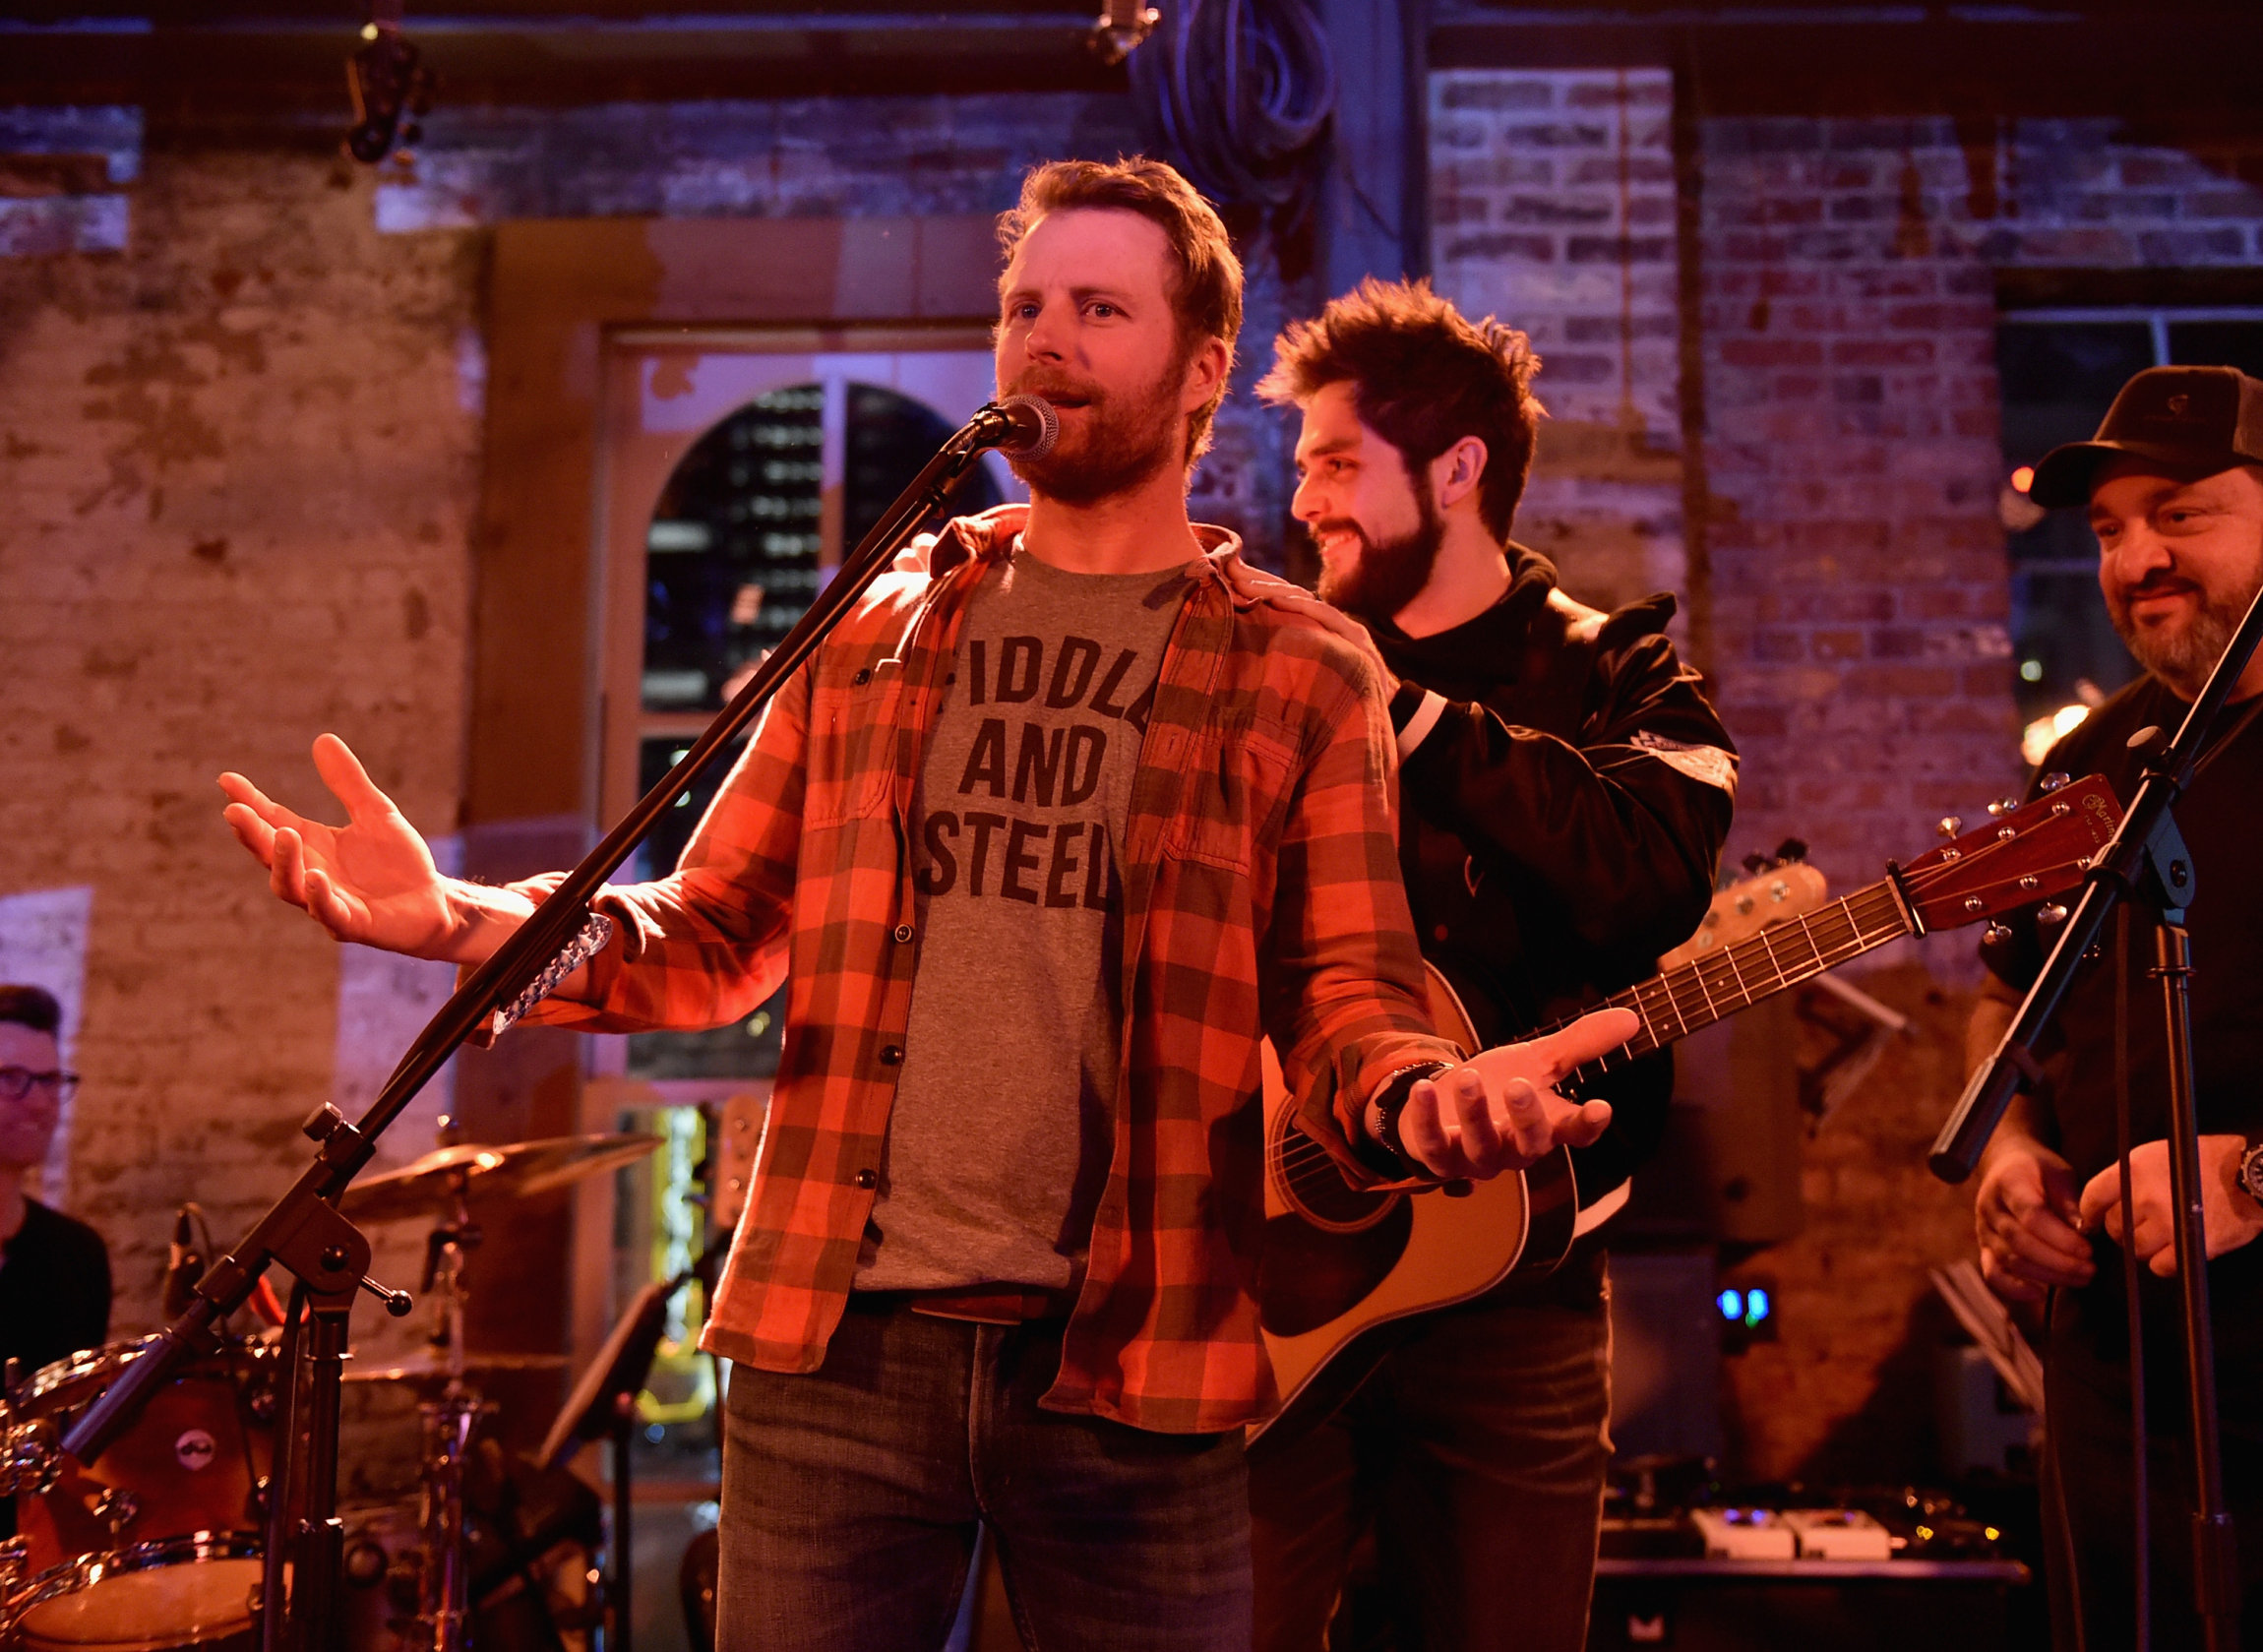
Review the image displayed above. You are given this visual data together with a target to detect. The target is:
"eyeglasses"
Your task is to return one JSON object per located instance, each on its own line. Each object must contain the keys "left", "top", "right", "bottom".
{"left": 0, "top": 1068, "right": 80, "bottom": 1104}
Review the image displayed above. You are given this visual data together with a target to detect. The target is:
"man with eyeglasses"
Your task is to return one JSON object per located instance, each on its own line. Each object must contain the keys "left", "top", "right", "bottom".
{"left": 0, "top": 985, "right": 110, "bottom": 1382}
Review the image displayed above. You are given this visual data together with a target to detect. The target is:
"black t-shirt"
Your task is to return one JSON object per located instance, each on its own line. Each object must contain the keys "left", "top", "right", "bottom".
{"left": 1984, "top": 674, "right": 2263, "bottom": 1436}
{"left": 0, "top": 1198, "right": 112, "bottom": 1381}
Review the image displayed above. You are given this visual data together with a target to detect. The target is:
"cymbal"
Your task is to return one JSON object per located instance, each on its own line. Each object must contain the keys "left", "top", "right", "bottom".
{"left": 339, "top": 1132, "right": 662, "bottom": 1223}
{"left": 343, "top": 1351, "right": 571, "bottom": 1384}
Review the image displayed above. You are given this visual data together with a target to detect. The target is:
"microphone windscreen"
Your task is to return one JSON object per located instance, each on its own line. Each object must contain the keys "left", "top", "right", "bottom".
{"left": 995, "top": 394, "right": 1060, "bottom": 459}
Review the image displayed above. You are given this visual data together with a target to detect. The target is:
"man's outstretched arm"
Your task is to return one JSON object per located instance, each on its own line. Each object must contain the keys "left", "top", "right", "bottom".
{"left": 220, "top": 732, "right": 547, "bottom": 970}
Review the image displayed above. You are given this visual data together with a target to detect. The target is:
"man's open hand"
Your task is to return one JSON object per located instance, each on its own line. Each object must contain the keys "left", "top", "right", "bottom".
{"left": 218, "top": 734, "right": 464, "bottom": 960}
{"left": 1400, "top": 1007, "right": 1636, "bottom": 1181}
{"left": 1216, "top": 560, "right": 1398, "bottom": 698}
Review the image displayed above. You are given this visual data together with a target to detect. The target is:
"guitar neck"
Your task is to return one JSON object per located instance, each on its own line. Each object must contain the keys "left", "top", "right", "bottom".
{"left": 1562, "top": 879, "right": 1912, "bottom": 1083}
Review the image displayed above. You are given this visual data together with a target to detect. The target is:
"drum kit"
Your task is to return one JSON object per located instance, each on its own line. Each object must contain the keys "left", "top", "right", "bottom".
{"left": 0, "top": 1130, "right": 662, "bottom": 1652}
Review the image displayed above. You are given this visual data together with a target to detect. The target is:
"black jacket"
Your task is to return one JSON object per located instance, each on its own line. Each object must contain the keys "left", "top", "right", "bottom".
{"left": 1376, "top": 546, "right": 1738, "bottom": 1202}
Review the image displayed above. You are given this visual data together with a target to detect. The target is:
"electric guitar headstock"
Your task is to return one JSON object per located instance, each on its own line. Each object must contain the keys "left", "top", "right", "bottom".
{"left": 1896, "top": 772, "right": 2122, "bottom": 936}
{"left": 1662, "top": 839, "right": 1831, "bottom": 970}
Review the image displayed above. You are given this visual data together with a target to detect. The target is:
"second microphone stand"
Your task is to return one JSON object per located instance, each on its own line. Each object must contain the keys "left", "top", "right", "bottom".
{"left": 1931, "top": 577, "right": 2263, "bottom": 1652}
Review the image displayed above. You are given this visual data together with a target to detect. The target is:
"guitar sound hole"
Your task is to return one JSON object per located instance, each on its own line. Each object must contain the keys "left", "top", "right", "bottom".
{"left": 1291, "top": 1167, "right": 1397, "bottom": 1230}
{"left": 1272, "top": 1127, "right": 1401, "bottom": 1232}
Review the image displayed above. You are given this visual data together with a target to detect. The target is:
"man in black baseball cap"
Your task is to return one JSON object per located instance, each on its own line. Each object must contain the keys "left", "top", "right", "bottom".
{"left": 2026, "top": 364, "right": 2263, "bottom": 702}
{"left": 2029, "top": 362, "right": 2263, "bottom": 509}
{"left": 1973, "top": 361, "right": 2263, "bottom": 1648}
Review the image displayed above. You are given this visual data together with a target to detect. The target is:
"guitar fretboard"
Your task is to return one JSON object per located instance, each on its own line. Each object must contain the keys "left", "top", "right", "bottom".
{"left": 1562, "top": 880, "right": 1912, "bottom": 1085}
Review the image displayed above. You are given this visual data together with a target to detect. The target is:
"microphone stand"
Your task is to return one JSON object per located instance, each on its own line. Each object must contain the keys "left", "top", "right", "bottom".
{"left": 1930, "top": 576, "right": 2263, "bottom": 1652}
{"left": 59, "top": 400, "right": 1042, "bottom": 1652}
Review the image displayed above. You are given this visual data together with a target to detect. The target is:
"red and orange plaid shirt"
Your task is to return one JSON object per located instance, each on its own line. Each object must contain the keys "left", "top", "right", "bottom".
{"left": 513, "top": 507, "right": 1456, "bottom": 1433}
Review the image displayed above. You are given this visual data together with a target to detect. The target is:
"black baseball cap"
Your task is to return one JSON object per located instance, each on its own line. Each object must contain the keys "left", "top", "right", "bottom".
{"left": 2030, "top": 364, "right": 2263, "bottom": 508}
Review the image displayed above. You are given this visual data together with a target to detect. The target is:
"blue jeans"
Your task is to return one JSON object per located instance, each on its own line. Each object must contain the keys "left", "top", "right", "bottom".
{"left": 715, "top": 1295, "right": 1253, "bottom": 1651}
{"left": 1249, "top": 1251, "right": 1614, "bottom": 1652}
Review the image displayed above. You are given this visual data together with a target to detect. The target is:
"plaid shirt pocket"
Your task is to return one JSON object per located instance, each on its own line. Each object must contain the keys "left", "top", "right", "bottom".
{"left": 1164, "top": 713, "right": 1301, "bottom": 874}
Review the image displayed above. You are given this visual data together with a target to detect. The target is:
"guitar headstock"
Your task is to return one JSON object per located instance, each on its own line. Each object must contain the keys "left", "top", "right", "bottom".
{"left": 1898, "top": 773, "right": 2123, "bottom": 933}
{"left": 1662, "top": 845, "right": 1832, "bottom": 970}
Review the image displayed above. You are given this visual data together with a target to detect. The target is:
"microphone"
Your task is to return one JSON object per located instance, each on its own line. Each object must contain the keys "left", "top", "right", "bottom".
{"left": 964, "top": 395, "right": 1060, "bottom": 459}
{"left": 163, "top": 1204, "right": 205, "bottom": 1318}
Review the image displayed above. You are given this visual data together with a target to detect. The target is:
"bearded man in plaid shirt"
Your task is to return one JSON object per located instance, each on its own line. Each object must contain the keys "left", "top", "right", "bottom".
{"left": 220, "top": 158, "right": 1634, "bottom": 1651}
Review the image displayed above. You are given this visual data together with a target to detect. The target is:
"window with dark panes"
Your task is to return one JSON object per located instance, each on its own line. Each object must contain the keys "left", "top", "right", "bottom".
{"left": 626, "top": 381, "right": 1002, "bottom": 1083}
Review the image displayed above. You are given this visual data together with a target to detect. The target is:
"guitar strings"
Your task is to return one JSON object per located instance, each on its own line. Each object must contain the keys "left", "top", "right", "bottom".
{"left": 1268, "top": 803, "right": 2108, "bottom": 1195}
{"left": 1265, "top": 889, "right": 1909, "bottom": 1193}
{"left": 1268, "top": 898, "right": 1903, "bottom": 1190}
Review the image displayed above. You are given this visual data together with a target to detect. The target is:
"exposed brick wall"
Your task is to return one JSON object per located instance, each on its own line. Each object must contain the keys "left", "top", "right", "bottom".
{"left": 1721, "top": 967, "right": 1983, "bottom": 1481}
{"left": 1429, "top": 68, "right": 1686, "bottom": 619}
{"left": 0, "top": 146, "right": 479, "bottom": 1334}
{"left": 1700, "top": 113, "right": 2263, "bottom": 894}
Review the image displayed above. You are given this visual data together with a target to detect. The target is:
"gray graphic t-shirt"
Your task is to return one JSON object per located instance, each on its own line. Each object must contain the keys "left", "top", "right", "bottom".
{"left": 857, "top": 548, "right": 1192, "bottom": 1294}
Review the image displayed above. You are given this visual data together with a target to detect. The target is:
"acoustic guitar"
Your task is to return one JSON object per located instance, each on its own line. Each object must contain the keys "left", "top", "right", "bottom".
{"left": 1251, "top": 774, "right": 2124, "bottom": 1445}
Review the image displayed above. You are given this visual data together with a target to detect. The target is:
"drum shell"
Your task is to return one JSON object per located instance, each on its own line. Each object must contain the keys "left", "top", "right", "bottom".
{"left": 10, "top": 1339, "right": 276, "bottom": 1573}
{"left": 9, "top": 1531, "right": 262, "bottom": 1652}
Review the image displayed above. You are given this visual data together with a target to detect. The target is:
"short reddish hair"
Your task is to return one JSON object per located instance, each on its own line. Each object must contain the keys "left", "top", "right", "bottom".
{"left": 1259, "top": 278, "right": 1545, "bottom": 539}
{"left": 998, "top": 157, "right": 1244, "bottom": 462}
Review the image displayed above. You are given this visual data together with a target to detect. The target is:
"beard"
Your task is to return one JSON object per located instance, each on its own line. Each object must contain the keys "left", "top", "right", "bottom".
{"left": 1005, "top": 361, "right": 1186, "bottom": 508}
{"left": 1315, "top": 490, "right": 1446, "bottom": 627}
{"left": 2108, "top": 564, "right": 2263, "bottom": 698}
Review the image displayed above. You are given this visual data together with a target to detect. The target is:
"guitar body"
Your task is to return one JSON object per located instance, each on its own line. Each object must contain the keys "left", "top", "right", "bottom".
{"left": 1254, "top": 965, "right": 1577, "bottom": 1446}
{"left": 1245, "top": 781, "right": 2121, "bottom": 1448}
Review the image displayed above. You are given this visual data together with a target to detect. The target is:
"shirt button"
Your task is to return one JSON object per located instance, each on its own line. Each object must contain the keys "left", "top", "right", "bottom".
{"left": 880, "top": 1045, "right": 904, "bottom": 1067}
{"left": 891, "top": 923, "right": 914, "bottom": 944}
{"left": 855, "top": 1169, "right": 877, "bottom": 1190}
{"left": 1432, "top": 924, "right": 1450, "bottom": 943}
{"left": 852, "top": 668, "right": 872, "bottom": 685}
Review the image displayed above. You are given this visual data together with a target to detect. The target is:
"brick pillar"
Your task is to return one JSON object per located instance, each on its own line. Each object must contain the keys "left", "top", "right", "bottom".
{"left": 1429, "top": 68, "right": 1688, "bottom": 621}
{"left": 1698, "top": 118, "right": 2022, "bottom": 892}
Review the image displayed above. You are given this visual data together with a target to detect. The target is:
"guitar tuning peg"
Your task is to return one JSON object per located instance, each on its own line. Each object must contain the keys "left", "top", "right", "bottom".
{"left": 2039, "top": 771, "right": 2070, "bottom": 793}
{"left": 1772, "top": 836, "right": 1808, "bottom": 864}
{"left": 2036, "top": 901, "right": 2069, "bottom": 929}
{"left": 1740, "top": 853, "right": 1772, "bottom": 877}
{"left": 1937, "top": 816, "right": 1964, "bottom": 839}
{"left": 1983, "top": 921, "right": 2014, "bottom": 947}
{"left": 1985, "top": 796, "right": 2021, "bottom": 818}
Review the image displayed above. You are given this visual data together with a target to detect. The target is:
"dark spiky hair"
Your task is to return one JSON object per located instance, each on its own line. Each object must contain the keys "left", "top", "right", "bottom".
{"left": 1259, "top": 277, "right": 1545, "bottom": 538}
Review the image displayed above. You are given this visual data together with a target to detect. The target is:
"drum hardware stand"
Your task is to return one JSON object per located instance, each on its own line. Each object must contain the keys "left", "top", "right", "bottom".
{"left": 52, "top": 398, "right": 1045, "bottom": 1649}
{"left": 537, "top": 1231, "right": 736, "bottom": 1652}
{"left": 412, "top": 1167, "right": 491, "bottom": 1652}
{"left": 1933, "top": 576, "right": 2263, "bottom": 1652}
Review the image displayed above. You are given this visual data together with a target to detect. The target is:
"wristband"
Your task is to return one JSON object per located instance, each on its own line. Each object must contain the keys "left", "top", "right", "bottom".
{"left": 1359, "top": 1060, "right": 1452, "bottom": 1179}
{"left": 1388, "top": 683, "right": 1448, "bottom": 760}
{"left": 490, "top": 911, "right": 616, "bottom": 1038}
{"left": 2238, "top": 1136, "right": 2263, "bottom": 1211}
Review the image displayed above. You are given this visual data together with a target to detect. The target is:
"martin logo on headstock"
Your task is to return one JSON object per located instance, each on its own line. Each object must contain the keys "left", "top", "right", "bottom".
{"left": 1250, "top": 774, "right": 2125, "bottom": 1446}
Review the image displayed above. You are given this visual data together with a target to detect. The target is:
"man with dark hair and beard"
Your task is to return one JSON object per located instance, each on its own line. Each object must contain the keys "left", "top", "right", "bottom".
{"left": 1971, "top": 365, "right": 2263, "bottom": 1650}
{"left": 1240, "top": 277, "right": 1737, "bottom": 1652}
{"left": 214, "top": 165, "right": 1632, "bottom": 1652}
